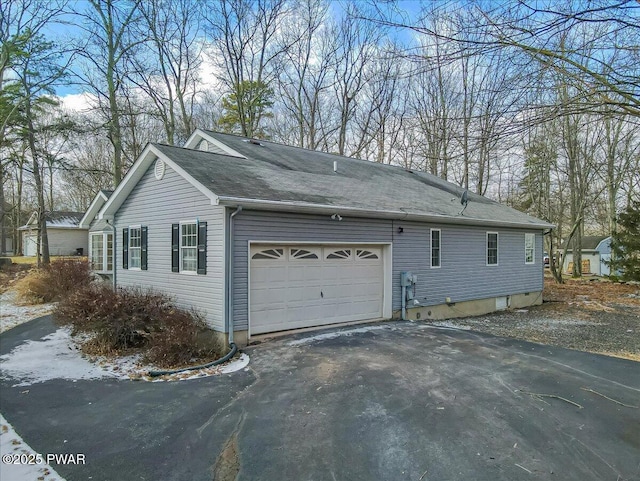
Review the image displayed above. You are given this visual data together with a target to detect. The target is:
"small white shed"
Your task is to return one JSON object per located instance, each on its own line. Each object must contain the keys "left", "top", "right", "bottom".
{"left": 19, "top": 212, "right": 88, "bottom": 257}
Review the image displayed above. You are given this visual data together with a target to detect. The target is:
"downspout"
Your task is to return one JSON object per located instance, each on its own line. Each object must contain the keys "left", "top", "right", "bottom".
{"left": 227, "top": 206, "right": 243, "bottom": 345}
{"left": 147, "top": 206, "right": 243, "bottom": 378}
{"left": 401, "top": 284, "right": 406, "bottom": 320}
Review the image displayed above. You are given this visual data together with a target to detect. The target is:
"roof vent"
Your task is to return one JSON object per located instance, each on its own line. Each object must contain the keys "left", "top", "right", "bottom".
{"left": 334, "top": 160, "right": 338, "bottom": 173}
{"left": 154, "top": 159, "right": 165, "bottom": 180}
{"left": 247, "top": 138, "right": 263, "bottom": 146}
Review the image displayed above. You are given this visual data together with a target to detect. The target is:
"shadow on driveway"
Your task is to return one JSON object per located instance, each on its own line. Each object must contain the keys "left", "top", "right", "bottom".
{"left": 1, "top": 317, "right": 639, "bottom": 481}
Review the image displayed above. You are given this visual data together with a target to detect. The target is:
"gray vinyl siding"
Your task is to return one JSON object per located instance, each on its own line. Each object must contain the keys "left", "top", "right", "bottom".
{"left": 232, "top": 211, "right": 392, "bottom": 331}
{"left": 233, "top": 211, "right": 544, "bottom": 331}
{"left": 115, "top": 163, "right": 225, "bottom": 330}
{"left": 393, "top": 223, "right": 544, "bottom": 309}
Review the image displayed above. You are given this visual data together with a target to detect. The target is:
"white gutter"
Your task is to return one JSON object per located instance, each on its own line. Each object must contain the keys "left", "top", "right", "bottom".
{"left": 216, "top": 196, "right": 555, "bottom": 230}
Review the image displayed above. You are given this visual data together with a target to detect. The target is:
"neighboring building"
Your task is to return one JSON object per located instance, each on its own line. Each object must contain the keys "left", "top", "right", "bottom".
{"left": 1, "top": 201, "right": 14, "bottom": 255}
{"left": 92, "top": 129, "right": 553, "bottom": 346}
{"left": 19, "top": 211, "right": 88, "bottom": 257}
{"left": 561, "top": 235, "right": 612, "bottom": 276}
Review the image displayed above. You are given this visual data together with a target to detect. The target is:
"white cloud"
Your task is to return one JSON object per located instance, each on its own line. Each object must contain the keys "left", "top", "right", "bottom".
{"left": 59, "top": 92, "right": 97, "bottom": 113}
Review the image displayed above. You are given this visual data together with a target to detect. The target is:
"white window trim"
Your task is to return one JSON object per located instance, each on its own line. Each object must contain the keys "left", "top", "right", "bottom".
{"left": 128, "top": 225, "right": 142, "bottom": 271}
{"left": 525, "top": 233, "right": 535, "bottom": 265}
{"left": 90, "top": 232, "right": 113, "bottom": 273}
{"left": 179, "top": 220, "right": 198, "bottom": 275}
{"left": 430, "top": 228, "right": 441, "bottom": 269}
{"left": 486, "top": 231, "right": 499, "bottom": 266}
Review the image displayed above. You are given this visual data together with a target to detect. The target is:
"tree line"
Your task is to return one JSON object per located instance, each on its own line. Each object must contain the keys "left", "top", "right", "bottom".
{"left": 1, "top": 0, "right": 638, "bottom": 278}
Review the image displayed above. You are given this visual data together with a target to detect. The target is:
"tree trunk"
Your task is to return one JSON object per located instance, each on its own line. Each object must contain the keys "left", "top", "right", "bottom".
{"left": 24, "top": 99, "right": 50, "bottom": 265}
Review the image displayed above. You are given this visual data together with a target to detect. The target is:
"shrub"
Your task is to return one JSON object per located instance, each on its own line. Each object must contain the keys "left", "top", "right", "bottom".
{"left": 144, "top": 309, "right": 223, "bottom": 368}
{"left": 54, "top": 284, "right": 223, "bottom": 367}
{"left": 14, "top": 259, "right": 91, "bottom": 304}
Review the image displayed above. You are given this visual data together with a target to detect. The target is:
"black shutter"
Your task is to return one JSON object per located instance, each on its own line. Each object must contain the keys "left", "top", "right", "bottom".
{"left": 141, "top": 226, "right": 148, "bottom": 271}
{"left": 122, "top": 228, "right": 129, "bottom": 269}
{"left": 197, "top": 221, "right": 207, "bottom": 275}
{"left": 171, "top": 224, "right": 179, "bottom": 272}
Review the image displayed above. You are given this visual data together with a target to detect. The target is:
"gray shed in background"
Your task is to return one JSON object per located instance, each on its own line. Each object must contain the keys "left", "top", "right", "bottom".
{"left": 561, "top": 235, "right": 612, "bottom": 276}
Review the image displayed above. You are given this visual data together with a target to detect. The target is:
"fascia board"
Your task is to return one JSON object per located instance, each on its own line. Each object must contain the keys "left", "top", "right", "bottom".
{"left": 217, "top": 196, "right": 555, "bottom": 230}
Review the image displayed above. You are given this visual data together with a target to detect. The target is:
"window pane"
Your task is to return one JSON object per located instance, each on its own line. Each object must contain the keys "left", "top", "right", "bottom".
{"left": 525, "top": 234, "right": 534, "bottom": 263}
{"left": 106, "top": 234, "right": 113, "bottom": 271}
{"left": 487, "top": 233, "right": 498, "bottom": 265}
{"left": 129, "top": 228, "right": 141, "bottom": 268}
{"left": 91, "top": 235, "right": 103, "bottom": 270}
{"left": 180, "top": 223, "right": 198, "bottom": 272}
{"left": 182, "top": 247, "right": 197, "bottom": 271}
{"left": 431, "top": 230, "right": 440, "bottom": 267}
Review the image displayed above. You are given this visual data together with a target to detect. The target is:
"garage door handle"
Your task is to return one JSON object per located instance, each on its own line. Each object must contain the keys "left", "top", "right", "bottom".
{"left": 321, "top": 291, "right": 323, "bottom": 298}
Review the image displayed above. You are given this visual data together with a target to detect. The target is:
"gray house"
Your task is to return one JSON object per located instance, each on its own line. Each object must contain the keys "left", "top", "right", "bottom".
{"left": 92, "top": 129, "right": 552, "bottom": 346}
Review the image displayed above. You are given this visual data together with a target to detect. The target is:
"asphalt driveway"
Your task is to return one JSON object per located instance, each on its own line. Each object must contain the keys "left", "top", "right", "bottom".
{"left": 1, "top": 316, "right": 639, "bottom": 481}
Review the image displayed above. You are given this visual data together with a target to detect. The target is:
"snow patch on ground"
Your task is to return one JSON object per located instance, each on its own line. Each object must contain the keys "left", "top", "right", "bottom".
{"left": 0, "top": 292, "right": 249, "bottom": 384}
{"left": 0, "top": 290, "right": 54, "bottom": 333}
{"left": 0, "top": 327, "right": 121, "bottom": 387}
{"left": 1, "top": 327, "right": 250, "bottom": 385}
{"left": 221, "top": 353, "right": 250, "bottom": 373}
{"left": 429, "top": 321, "right": 473, "bottom": 330}
{"left": 287, "top": 324, "right": 393, "bottom": 346}
{"left": 0, "top": 413, "right": 66, "bottom": 481}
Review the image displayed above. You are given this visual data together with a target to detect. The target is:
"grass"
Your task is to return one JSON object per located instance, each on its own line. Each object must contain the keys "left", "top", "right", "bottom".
{"left": 7, "top": 256, "right": 87, "bottom": 265}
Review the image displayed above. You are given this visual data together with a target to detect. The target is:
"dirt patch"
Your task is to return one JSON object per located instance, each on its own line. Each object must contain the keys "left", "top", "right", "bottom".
{"left": 437, "top": 276, "right": 640, "bottom": 361}
{"left": 0, "top": 264, "right": 32, "bottom": 295}
{"left": 213, "top": 432, "right": 240, "bottom": 481}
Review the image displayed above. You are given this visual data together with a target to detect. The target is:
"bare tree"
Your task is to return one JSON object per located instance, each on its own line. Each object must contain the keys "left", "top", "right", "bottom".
{"left": 73, "top": 0, "right": 143, "bottom": 186}
{"left": 130, "top": 0, "right": 203, "bottom": 145}
{"left": 330, "top": 3, "right": 382, "bottom": 156}
{"left": 203, "top": 0, "right": 289, "bottom": 138}
{"left": 272, "top": 0, "right": 335, "bottom": 149}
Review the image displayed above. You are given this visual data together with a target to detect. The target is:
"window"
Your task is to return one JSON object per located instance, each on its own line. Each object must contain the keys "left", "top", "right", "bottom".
{"left": 290, "top": 248, "right": 319, "bottom": 259}
{"left": 90, "top": 233, "right": 113, "bottom": 272}
{"left": 430, "top": 229, "right": 441, "bottom": 268}
{"left": 129, "top": 227, "right": 141, "bottom": 269}
{"left": 180, "top": 222, "right": 197, "bottom": 273}
{"left": 525, "top": 233, "right": 535, "bottom": 264}
{"left": 487, "top": 232, "right": 498, "bottom": 266}
{"left": 252, "top": 248, "right": 284, "bottom": 260}
{"left": 326, "top": 249, "right": 352, "bottom": 259}
{"left": 356, "top": 249, "right": 379, "bottom": 260}
{"left": 91, "top": 234, "right": 104, "bottom": 270}
{"left": 172, "top": 222, "right": 206, "bottom": 274}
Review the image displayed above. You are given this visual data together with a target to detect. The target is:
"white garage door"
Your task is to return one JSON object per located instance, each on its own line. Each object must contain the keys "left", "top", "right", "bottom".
{"left": 23, "top": 234, "right": 37, "bottom": 256}
{"left": 250, "top": 245, "right": 384, "bottom": 335}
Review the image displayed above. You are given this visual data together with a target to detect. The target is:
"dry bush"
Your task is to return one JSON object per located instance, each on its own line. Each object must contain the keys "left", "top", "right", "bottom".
{"left": 54, "top": 284, "right": 224, "bottom": 367}
{"left": 13, "top": 270, "right": 51, "bottom": 304}
{"left": 0, "top": 263, "right": 32, "bottom": 294}
{"left": 144, "top": 310, "right": 223, "bottom": 368}
{"left": 14, "top": 259, "right": 91, "bottom": 304}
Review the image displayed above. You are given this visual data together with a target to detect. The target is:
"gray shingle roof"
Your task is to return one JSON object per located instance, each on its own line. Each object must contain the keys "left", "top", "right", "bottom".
{"left": 19, "top": 211, "right": 85, "bottom": 230}
{"left": 560, "top": 235, "right": 609, "bottom": 250}
{"left": 153, "top": 132, "right": 552, "bottom": 229}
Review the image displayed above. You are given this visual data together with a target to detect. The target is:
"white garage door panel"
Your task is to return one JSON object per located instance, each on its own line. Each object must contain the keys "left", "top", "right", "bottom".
{"left": 250, "top": 245, "right": 384, "bottom": 334}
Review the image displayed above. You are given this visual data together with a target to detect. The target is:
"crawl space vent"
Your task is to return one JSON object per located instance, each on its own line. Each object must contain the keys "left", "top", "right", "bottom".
{"left": 496, "top": 296, "right": 509, "bottom": 310}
